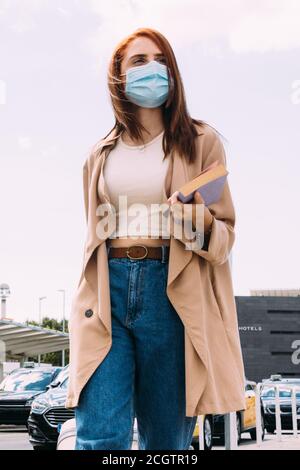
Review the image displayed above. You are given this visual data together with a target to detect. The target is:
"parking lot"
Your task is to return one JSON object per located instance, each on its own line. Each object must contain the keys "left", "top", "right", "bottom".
{"left": 1, "top": 426, "right": 299, "bottom": 450}
{"left": 0, "top": 426, "right": 32, "bottom": 450}
{"left": 1, "top": 365, "right": 300, "bottom": 451}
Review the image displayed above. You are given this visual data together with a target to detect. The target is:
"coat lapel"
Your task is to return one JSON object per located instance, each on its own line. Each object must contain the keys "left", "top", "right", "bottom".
{"left": 162, "top": 127, "right": 205, "bottom": 286}
{"left": 166, "top": 150, "right": 194, "bottom": 286}
{"left": 82, "top": 129, "right": 120, "bottom": 286}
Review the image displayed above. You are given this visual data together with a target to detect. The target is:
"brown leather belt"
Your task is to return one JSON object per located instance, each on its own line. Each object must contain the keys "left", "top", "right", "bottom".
{"left": 107, "top": 244, "right": 170, "bottom": 260}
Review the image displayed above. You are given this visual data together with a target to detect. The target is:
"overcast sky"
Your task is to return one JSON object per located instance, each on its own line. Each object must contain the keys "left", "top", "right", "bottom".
{"left": 0, "top": 0, "right": 300, "bottom": 324}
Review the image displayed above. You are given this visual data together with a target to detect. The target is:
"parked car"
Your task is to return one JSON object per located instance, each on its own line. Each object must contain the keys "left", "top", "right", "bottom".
{"left": 28, "top": 377, "right": 74, "bottom": 450}
{"left": 212, "top": 380, "right": 265, "bottom": 445}
{"left": 28, "top": 374, "right": 264, "bottom": 450}
{"left": 0, "top": 366, "right": 62, "bottom": 426}
{"left": 45, "top": 365, "right": 69, "bottom": 391}
{"left": 261, "top": 375, "right": 300, "bottom": 433}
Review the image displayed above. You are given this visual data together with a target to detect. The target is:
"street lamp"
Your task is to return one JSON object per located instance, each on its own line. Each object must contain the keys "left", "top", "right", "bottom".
{"left": 58, "top": 289, "right": 66, "bottom": 367}
{"left": 38, "top": 296, "right": 46, "bottom": 365}
{"left": 0, "top": 283, "right": 11, "bottom": 320}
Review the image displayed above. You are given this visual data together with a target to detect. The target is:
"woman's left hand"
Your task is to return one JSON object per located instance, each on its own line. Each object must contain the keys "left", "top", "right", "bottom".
{"left": 167, "top": 190, "right": 213, "bottom": 233}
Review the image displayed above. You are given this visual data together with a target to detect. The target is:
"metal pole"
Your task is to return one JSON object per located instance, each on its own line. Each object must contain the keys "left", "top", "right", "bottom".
{"left": 255, "top": 383, "right": 263, "bottom": 446}
{"left": 0, "top": 284, "right": 10, "bottom": 320}
{"left": 275, "top": 385, "right": 282, "bottom": 441}
{"left": 224, "top": 412, "right": 238, "bottom": 450}
{"left": 197, "top": 415, "right": 205, "bottom": 450}
{"left": 58, "top": 289, "right": 66, "bottom": 367}
{"left": 38, "top": 296, "right": 46, "bottom": 365}
{"left": 0, "top": 340, "right": 5, "bottom": 382}
{"left": 1, "top": 297, "right": 6, "bottom": 320}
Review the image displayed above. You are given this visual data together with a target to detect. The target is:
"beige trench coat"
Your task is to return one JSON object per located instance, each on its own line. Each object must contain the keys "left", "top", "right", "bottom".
{"left": 65, "top": 123, "right": 247, "bottom": 417}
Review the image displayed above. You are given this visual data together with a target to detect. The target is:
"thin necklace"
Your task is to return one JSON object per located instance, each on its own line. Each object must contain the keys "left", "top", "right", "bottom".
{"left": 121, "top": 128, "right": 164, "bottom": 151}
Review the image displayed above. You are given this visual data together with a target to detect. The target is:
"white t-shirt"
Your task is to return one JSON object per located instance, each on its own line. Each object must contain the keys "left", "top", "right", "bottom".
{"left": 100, "top": 129, "right": 170, "bottom": 239}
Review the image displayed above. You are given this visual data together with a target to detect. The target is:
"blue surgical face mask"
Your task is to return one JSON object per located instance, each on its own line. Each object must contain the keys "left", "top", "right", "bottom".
{"left": 124, "top": 59, "right": 170, "bottom": 108}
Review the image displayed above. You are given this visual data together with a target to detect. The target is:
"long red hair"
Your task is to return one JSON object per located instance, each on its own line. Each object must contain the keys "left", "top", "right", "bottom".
{"left": 101, "top": 27, "right": 221, "bottom": 164}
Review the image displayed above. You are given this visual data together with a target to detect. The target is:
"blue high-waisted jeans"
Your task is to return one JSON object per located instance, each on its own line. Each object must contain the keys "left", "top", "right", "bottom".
{"left": 75, "top": 245, "right": 197, "bottom": 450}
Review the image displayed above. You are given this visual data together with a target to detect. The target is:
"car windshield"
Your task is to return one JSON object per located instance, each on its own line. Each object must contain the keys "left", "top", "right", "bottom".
{"left": 261, "top": 386, "right": 300, "bottom": 398}
{"left": 0, "top": 370, "right": 54, "bottom": 392}
{"left": 50, "top": 367, "right": 68, "bottom": 386}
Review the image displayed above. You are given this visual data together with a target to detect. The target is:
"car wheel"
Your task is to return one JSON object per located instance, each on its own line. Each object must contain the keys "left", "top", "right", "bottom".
{"left": 236, "top": 414, "right": 242, "bottom": 445}
{"left": 191, "top": 416, "right": 213, "bottom": 451}
{"left": 250, "top": 411, "right": 265, "bottom": 441}
{"left": 266, "top": 426, "right": 275, "bottom": 434}
{"left": 203, "top": 416, "right": 213, "bottom": 450}
{"left": 261, "top": 413, "right": 265, "bottom": 440}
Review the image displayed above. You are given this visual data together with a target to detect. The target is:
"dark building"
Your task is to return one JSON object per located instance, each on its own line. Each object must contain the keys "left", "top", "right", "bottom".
{"left": 236, "top": 290, "right": 300, "bottom": 383}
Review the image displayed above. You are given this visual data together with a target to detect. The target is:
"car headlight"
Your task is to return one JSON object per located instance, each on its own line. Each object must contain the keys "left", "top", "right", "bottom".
{"left": 31, "top": 399, "right": 49, "bottom": 414}
{"left": 31, "top": 396, "right": 67, "bottom": 414}
{"left": 49, "top": 397, "right": 67, "bottom": 407}
{"left": 25, "top": 398, "right": 34, "bottom": 407}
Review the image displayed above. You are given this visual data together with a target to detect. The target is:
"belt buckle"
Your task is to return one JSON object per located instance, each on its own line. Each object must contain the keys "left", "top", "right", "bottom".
{"left": 126, "top": 244, "right": 148, "bottom": 260}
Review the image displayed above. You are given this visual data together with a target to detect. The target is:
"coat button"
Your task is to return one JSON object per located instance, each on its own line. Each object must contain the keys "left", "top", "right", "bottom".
{"left": 84, "top": 309, "right": 93, "bottom": 318}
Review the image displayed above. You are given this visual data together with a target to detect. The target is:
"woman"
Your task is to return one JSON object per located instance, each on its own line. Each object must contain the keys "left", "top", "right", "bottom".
{"left": 66, "top": 27, "right": 246, "bottom": 450}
